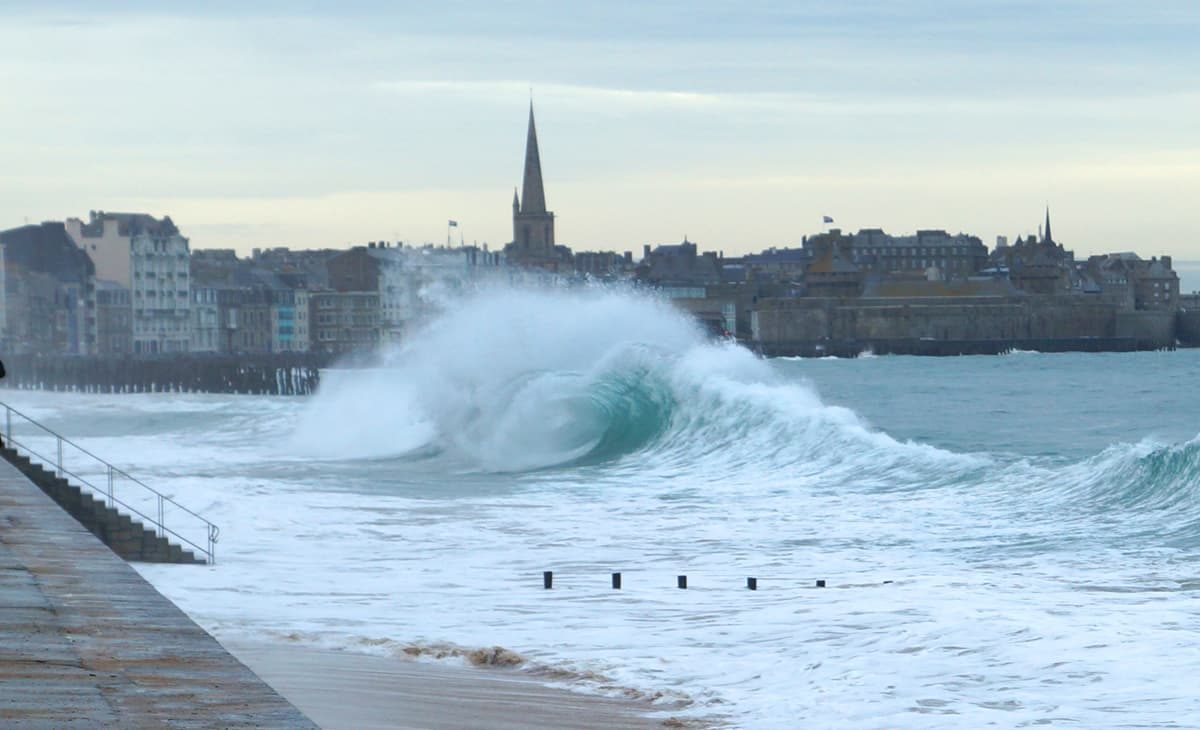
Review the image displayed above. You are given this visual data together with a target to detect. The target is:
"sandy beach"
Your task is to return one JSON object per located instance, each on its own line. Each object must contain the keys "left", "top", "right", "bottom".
{"left": 225, "top": 642, "right": 699, "bottom": 730}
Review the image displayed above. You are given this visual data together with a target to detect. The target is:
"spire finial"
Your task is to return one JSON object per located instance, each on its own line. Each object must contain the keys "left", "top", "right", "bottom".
{"left": 1044, "top": 205, "right": 1052, "bottom": 244}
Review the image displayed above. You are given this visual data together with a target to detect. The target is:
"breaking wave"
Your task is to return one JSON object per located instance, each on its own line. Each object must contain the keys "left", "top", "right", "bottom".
{"left": 291, "top": 285, "right": 975, "bottom": 478}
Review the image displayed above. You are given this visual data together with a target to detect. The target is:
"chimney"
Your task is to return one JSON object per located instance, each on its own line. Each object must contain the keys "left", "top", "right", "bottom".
{"left": 1162, "top": 255, "right": 1172, "bottom": 269}
{"left": 643, "top": 244, "right": 651, "bottom": 259}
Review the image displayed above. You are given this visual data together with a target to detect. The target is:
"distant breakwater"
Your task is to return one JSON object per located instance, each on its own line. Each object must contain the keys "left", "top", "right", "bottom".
{"left": 0, "top": 353, "right": 337, "bottom": 395}
{"left": 751, "top": 336, "right": 1170, "bottom": 359}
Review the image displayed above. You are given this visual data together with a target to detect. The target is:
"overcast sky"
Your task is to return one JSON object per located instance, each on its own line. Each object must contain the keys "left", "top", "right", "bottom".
{"left": 2, "top": 1, "right": 1197, "bottom": 263}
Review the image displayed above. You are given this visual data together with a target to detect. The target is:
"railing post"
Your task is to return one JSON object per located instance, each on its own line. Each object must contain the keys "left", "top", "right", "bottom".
{"left": 57, "top": 435, "right": 63, "bottom": 476}
{"left": 157, "top": 494, "right": 164, "bottom": 537}
{"left": 5, "top": 406, "right": 11, "bottom": 445}
{"left": 107, "top": 465, "right": 114, "bottom": 507}
{"left": 208, "top": 524, "right": 217, "bottom": 566}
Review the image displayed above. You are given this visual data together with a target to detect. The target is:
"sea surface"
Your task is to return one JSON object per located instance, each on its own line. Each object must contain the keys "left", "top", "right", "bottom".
{"left": 5, "top": 287, "right": 1200, "bottom": 728}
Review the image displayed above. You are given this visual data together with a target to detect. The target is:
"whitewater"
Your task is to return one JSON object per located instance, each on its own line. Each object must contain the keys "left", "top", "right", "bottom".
{"left": 8, "top": 286, "right": 1200, "bottom": 728}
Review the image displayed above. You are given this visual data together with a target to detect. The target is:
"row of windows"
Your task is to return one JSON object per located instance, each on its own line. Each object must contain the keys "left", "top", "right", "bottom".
{"left": 134, "top": 245, "right": 188, "bottom": 257}
{"left": 859, "top": 246, "right": 979, "bottom": 255}
{"left": 137, "top": 320, "right": 190, "bottom": 333}
{"left": 316, "top": 330, "right": 382, "bottom": 342}
{"left": 859, "top": 258, "right": 974, "bottom": 271}
{"left": 134, "top": 270, "right": 188, "bottom": 278}
{"left": 135, "top": 290, "right": 188, "bottom": 299}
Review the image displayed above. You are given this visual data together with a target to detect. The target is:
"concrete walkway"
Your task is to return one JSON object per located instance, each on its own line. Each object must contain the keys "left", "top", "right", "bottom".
{"left": 0, "top": 458, "right": 317, "bottom": 729}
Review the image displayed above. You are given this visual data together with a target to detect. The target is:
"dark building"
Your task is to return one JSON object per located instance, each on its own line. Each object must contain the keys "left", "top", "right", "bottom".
{"left": 1081, "top": 252, "right": 1179, "bottom": 311}
{"left": 574, "top": 250, "right": 633, "bottom": 279}
{"left": 326, "top": 247, "right": 381, "bottom": 292}
{"left": 851, "top": 228, "right": 988, "bottom": 278}
{"left": 636, "top": 239, "right": 722, "bottom": 292}
{"left": 737, "top": 247, "right": 810, "bottom": 283}
{"left": 95, "top": 281, "right": 132, "bottom": 355}
{"left": 0, "top": 221, "right": 96, "bottom": 354}
{"left": 988, "top": 210, "right": 1074, "bottom": 295}
{"left": 802, "top": 230, "right": 863, "bottom": 298}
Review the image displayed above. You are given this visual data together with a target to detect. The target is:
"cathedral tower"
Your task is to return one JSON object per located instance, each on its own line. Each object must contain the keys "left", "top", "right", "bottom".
{"left": 510, "top": 103, "right": 556, "bottom": 260}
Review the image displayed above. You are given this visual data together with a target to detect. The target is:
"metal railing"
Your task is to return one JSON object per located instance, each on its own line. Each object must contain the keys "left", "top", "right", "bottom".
{"left": 1, "top": 401, "right": 218, "bottom": 565}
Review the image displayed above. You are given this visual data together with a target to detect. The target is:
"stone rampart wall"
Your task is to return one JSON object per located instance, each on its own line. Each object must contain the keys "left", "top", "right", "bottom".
{"left": 752, "top": 295, "right": 1176, "bottom": 353}
{"left": 1176, "top": 310, "right": 1200, "bottom": 346}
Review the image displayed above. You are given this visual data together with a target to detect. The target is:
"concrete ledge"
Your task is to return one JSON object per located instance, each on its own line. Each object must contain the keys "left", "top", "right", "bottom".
{"left": 0, "top": 458, "right": 317, "bottom": 728}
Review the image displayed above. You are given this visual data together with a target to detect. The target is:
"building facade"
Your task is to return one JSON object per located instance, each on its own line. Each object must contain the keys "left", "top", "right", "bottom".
{"left": 309, "top": 291, "right": 380, "bottom": 353}
{"left": 850, "top": 228, "right": 989, "bottom": 278}
{"left": 131, "top": 224, "right": 191, "bottom": 353}
{"left": 67, "top": 212, "right": 191, "bottom": 354}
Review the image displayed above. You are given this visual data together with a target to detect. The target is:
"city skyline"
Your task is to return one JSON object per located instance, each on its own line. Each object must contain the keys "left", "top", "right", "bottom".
{"left": 1, "top": 1, "right": 1198, "bottom": 258}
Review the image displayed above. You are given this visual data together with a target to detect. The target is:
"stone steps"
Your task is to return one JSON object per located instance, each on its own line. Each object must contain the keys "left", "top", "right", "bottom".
{"left": 0, "top": 446, "right": 203, "bottom": 564}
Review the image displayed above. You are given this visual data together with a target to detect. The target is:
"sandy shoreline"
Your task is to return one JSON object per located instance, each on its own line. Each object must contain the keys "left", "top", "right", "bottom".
{"left": 224, "top": 641, "right": 706, "bottom": 730}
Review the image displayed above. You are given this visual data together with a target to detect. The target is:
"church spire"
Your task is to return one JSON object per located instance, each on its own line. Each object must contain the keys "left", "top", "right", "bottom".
{"left": 520, "top": 103, "right": 547, "bottom": 214}
{"left": 1043, "top": 206, "right": 1052, "bottom": 244}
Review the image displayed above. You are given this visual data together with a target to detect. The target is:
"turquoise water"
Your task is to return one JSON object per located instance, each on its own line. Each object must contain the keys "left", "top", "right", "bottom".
{"left": 796, "top": 349, "right": 1200, "bottom": 460}
{"left": 6, "top": 288, "right": 1200, "bottom": 728}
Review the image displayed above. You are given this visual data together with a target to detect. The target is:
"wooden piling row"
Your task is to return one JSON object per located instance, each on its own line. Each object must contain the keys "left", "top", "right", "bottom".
{"left": 541, "top": 573, "right": 842, "bottom": 590}
{"left": 0, "top": 353, "right": 334, "bottom": 396}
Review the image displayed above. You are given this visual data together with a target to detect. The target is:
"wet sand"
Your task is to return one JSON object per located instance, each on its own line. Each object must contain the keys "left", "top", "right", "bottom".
{"left": 226, "top": 642, "right": 694, "bottom": 730}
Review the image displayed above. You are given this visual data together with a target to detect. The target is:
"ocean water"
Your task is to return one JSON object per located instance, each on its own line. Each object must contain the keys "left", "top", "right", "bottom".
{"left": 6, "top": 286, "right": 1200, "bottom": 728}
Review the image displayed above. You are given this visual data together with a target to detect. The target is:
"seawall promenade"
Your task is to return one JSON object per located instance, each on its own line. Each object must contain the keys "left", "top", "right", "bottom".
{"left": 0, "top": 457, "right": 318, "bottom": 727}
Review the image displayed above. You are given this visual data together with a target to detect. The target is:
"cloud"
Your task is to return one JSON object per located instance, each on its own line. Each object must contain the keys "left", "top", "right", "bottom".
{"left": 1, "top": 2, "right": 1198, "bottom": 257}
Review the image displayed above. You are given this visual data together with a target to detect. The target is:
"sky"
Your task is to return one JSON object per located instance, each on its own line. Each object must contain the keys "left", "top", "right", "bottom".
{"left": 1, "top": 1, "right": 1198, "bottom": 265}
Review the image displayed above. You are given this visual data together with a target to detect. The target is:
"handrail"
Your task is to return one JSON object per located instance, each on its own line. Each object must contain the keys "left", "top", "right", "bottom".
{"left": 1, "top": 401, "right": 217, "bottom": 564}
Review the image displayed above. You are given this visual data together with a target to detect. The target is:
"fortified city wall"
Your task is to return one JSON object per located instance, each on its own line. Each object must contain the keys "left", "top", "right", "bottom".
{"left": 1176, "top": 310, "right": 1200, "bottom": 346}
{"left": 751, "top": 296, "right": 1176, "bottom": 355}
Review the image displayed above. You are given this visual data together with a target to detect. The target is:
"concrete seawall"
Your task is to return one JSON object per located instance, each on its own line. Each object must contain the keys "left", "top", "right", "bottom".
{"left": 0, "top": 458, "right": 317, "bottom": 728}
